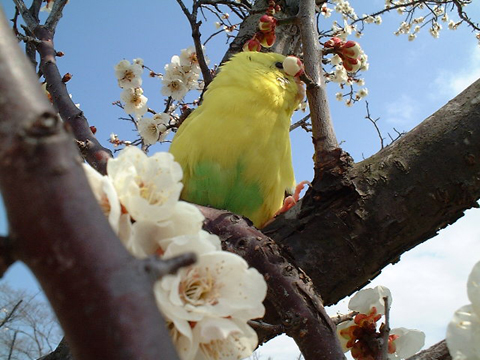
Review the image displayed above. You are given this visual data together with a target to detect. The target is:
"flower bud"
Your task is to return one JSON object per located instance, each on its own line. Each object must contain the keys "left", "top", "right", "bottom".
{"left": 257, "top": 31, "right": 276, "bottom": 48}
{"left": 340, "top": 41, "right": 362, "bottom": 59}
{"left": 259, "top": 15, "right": 277, "bottom": 33}
{"left": 324, "top": 36, "right": 344, "bottom": 49}
{"left": 342, "top": 57, "right": 361, "bottom": 72}
{"left": 242, "top": 38, "right": 262, "bottom": 52}
{"left": 283, "top": 56, "right": 304, "bottom": 77}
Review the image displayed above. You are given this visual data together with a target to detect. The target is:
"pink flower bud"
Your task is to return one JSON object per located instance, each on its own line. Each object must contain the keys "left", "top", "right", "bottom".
{"left": 340, "top": 41, "right": 362, "bottom": 59}
{"left": 257, "top": 31, "right": 276, "bottom": 48}
{"left": 324, "top": 37, "right": 344, "bottom": 49}
{"left": 282, "top": 56, "right": 304, "bottom": 77}
{"left": 242, "top": 38, "right": 262, "bottom": 52}
{"left": 342, "top": 57, "right": 361, "bottom": 72}
{"left": 259, "top": 15, "right": 277, "bottom": 33}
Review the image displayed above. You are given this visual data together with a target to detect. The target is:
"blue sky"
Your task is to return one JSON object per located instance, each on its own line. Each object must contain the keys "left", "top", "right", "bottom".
{"left": 1, "top": 0, "right": 480, "bottom": 358}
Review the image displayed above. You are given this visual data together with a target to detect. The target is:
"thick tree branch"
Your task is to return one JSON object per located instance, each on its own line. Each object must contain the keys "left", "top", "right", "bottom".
{"left": 0, "top": 236, "right": 15, "bottom": 277}
{"left": 0, "top": 8, "right": 180, "bottom": 360}
{"left": 265, "top": 77, "right": 480, "bottom": 306}
{"left": 200, "top": 207, "right": 346, "bottom": 360}
{"left": 407, "top": 340, "right": 451, "bottom": 360}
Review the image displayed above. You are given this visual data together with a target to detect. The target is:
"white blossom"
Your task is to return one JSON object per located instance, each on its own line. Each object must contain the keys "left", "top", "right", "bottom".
{"left": 138, "top": 113, "right": 171, "bottom": 145}
{"left": 330, "top": 54, "right": 343, "bottom": 66}
{"left": 388, "top": 328, "right": 425, "bottom": 359}
{"left": 356, "top": 88, "right": 369, "bottom": 100}
{"left": 115, "top": 60, "right": 143, "bottom": 89}
{"left": 447, "top": 261, "right": 480, "bottom": 359}
{"left": 429, "top": 22, "right": 442, "bottom": 38}
{"left": 120, "top": 87, "right": 148, "bottom": 117}
{"left": 330, "top": 65, "right": 348, "bottom": 83}
{"left": 83, "top": 164, "right": 132, "bottom": 244}
{"left": 349, "top": 285, "right": 392, "bottom": 314}
{"left": 157, "top": 251, "right": 266, "bottom": 323}
{"left": 194, "top": 318, "right": 258, "bottom": 360}
{"left": 106, "top": 146, "right": 183, "bottom": 222}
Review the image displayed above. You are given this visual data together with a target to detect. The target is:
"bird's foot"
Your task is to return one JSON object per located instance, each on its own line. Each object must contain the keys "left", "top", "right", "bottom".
{"left": 274, "top": 180, "right": 311, "bottom": 216}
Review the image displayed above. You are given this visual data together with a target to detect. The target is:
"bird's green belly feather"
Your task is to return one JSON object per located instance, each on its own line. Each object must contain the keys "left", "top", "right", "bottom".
{"left": 181, "top": 161, "right": 264, "bottom": 221}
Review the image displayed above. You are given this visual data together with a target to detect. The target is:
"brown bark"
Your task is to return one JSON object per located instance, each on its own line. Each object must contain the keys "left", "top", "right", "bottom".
{"left": 0, "top": 7, "right": 192, "bottom": 360}
{"left": 407, "top": 340, "right": 452, "bottom": 360}
{"left": 265, "top": 77, "right": 480, "bottom": 306}
{"left": 200, "top": 207, "right": 346, "bottom": 360}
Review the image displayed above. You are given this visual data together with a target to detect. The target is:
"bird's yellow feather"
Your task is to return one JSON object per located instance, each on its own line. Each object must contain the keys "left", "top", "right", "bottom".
{"left": 170, "top": 51, "right": 302, "bottom": 228}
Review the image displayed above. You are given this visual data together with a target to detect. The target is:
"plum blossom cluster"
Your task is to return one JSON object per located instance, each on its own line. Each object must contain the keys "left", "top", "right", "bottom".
{"left": 323, "top": 37, "right": 369, "bottom": 106}
{"left": 243, "top": 0, "right": 280, "bottom": 51}
{"left": 337, "top": 286, "right": 425, "bottom": 359}
{"left": 387, "top": 1, "right": 478, "bottom": 41}
{"left": 83, "top": 146, "right": 267, "bottom": 360}
{"left": 161, "top": 46, "right": 206, "bottom": 101}
{"left": 114, "top": 47, "right": 207, "bottom": 147}
{"left": 114, "top": 58, "right": 171, "bottom": 146}
{"left": 446, "top": 260, "right": 480, "bottom": 359}
{"left": 114, "top": 58, "right": 148, "bottom": 118}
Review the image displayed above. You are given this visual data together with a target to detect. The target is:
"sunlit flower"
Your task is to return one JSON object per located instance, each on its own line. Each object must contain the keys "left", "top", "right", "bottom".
{"left": 83, "top": 163, "right": 132, "bottom": 244}
{"left": 137, "top": 113, "right": 171, "bottom": 145}
{"left": 115, "top": 60, "right": 143, "bottom": 89}
{"left": 349, "top": 285, "right": 392, "bottom": 314}
{"left": 120, "top": 87, "right": 148, "bottom": 117}
{"left": 106, "top": 146, "right": 183, "bottom": 222}
{"left": 447, "top": 261, "right": 480, "bottom": 359}
{"left": 157, "top": 251, "right": 266, "bottom": 323}
{"left": 162, "top": 75, "right": 189, "bottom": 101}
{"left": 388, "top": 328, "right": 425, "bottom": 359}
{"left": 195, "top": 317, "right": 258, "bottom": 360}
{"left": 356, "top": 88, "right": 368, "bottom": 100}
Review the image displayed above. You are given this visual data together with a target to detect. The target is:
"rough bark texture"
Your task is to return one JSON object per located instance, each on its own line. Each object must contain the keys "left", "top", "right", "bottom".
{"left": 408, "top": 340, "right": 452, "bottom": 360}
{"left": 265, "top": 78, "right": 480, "bottom": 306}
{"left": 200, "top": 207, "right": 346, "bottom": 360}
{"left": 0, "top": 8, "right": 181, "bottom": 360}
{"left": 3, "top": 0, "right": 480, "bottom": 359}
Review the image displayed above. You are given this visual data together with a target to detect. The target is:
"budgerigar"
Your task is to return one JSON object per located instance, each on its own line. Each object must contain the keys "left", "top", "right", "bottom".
{"left": 169, "top": 51, "right": 304, "bottom": 228}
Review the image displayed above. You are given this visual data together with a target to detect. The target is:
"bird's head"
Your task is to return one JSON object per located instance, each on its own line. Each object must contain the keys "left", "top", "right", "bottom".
{"left": 217, "top": 52, "right": 306, "bottom": 109}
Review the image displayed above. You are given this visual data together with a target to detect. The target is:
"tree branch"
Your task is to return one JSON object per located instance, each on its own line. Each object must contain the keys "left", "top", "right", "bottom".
{"left": 33, "top": 25, "right": 112, "bottom": 174}
{"left": 0, "top": 8, "right": 181, "bottom": 360}
{"left": 200, "top": 207, "right": 346, "bottom": 360}
{"left": 0, "top": 236, "right": 15, "bottom": 277}
{"left": 297, "top": 0, "right": 338, "bottom": 168}
{"left": 407, "top": 340, "right": 451, "bottom": 360}
{"left": 44, "top": 0, "right": 68, "bottom": 33}
{"left": 265, "top": 76, "right": 480, "bottom": 306}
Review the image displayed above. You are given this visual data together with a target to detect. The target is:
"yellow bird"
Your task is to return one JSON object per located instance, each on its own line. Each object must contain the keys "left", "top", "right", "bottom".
{"left": 169, "top": 51, "right": 304, "bottom": 228}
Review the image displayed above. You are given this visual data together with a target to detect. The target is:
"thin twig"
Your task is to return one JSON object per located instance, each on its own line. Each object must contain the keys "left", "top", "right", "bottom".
{"left": 12, "top": 0, "right": 38, "bottom": 30}
{"left": 378, "top": 296, "right": 390, "bottom": 360}
{"left": 0, "top": 300, "right": 23, "bottom": 329}
{"left": 176, "top": 0, "right": 214, "bottom": 87}
{"left": 45, "top": 0, "right": 69, "bottom": 33}
{"left": 331, "top": 311, "right": 358, "bottom": 326}
{"left": 290, "top": 113, "right": 311, "bottom": 132}
{"left": 365, "top": 101, "right": 384, "bottom": 149}
{"left": 141, "top": 253, "right": 197, "bottom": 283}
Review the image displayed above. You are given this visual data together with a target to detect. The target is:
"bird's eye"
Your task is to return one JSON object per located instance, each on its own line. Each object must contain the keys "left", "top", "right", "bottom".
{"left": 275, "top": 62, "right": 283, "bottom": 69}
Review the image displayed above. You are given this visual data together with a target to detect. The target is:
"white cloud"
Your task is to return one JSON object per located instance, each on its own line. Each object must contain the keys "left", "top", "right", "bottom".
{"left": 434, "top": 46, "right": 480, "bottom": 98}
{"left": 384, "top": 94, "right": 419, "bottom": 127}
